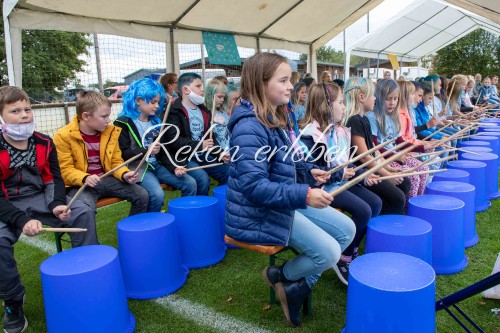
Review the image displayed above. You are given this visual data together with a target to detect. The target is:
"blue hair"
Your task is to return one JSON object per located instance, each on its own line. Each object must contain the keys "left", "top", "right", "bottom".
{"left": 422, "top": 75, "right": 440, "bottom": 83}
{"left": 119, "top": 78, "right": 165, "bottom": 124}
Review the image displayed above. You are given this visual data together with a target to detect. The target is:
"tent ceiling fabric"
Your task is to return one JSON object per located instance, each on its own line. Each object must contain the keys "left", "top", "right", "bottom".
{"left": 446, "top": 0, "right": 500, "bottom": 24}
{"left": 348, "top": 0, "right": 500, "bottom": 60}
{"left": 8, "top": 0, "right": 383, "bottom": 47}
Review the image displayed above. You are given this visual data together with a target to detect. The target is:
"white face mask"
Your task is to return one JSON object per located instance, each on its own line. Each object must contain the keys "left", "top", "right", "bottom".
{"left": 187, "top": 89, "right": 205, "bottom": 105}
{"left": 0, "top": 116, "right": 36, "bottom": 141}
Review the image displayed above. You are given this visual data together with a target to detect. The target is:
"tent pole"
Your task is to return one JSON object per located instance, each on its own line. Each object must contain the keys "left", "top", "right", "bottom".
{"left": 200, "top": 44, "right": 206, "bottom": 83}
{"left": 168, "top": 27, "right": 175, "bottom": 73}
{"left": 376, "top": 54, "right": 380, "bottom": 79}
{"left": 94, "top": 34, "right": 103, "bottom": 92}
{"left": 311, "top": 46, "right": 318, "bottom": 80}
{"left": 344, "top": 50, "right": 351, "bottom": 81}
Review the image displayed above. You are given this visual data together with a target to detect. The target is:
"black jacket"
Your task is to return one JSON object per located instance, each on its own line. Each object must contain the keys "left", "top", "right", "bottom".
{"left": 158, "top": 98, "right": 224, "bottom": 172}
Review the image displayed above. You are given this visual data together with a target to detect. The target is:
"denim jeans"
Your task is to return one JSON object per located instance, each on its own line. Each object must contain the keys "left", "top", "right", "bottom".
{"left": 67, "top": 177, "right": 148, "bottom": 216}
{"left": 185, "top": 160, "right": 227, "bottom": 196}
{"left": 283, "top": 206, "right": 355, "bottom": 288}
{"left": 189, "top": 152, "right": 230, "bottom": 186}
{"left": 141, "top": 161, "right": 198, "bottom": 211}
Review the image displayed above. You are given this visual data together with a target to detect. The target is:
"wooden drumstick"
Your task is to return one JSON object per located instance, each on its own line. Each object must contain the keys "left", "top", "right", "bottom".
{"left": 63, "top": 153, "right": 143, "bottom": 213}
{"left": 324, "top": 137, "right": 398, "bottom": 176}
{"left": 40, "top": 228, "right": 87, "bottom": 233}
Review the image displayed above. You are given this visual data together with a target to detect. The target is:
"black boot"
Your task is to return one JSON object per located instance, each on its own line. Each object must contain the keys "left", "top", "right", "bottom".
{"left": 2, "top": 298, "right": 28, "bottom": 333}
{"left": 275, "top": 278, "right": 311, "bottom": 327}
{"left": 262, "top": 266, "right": 289, "bottom": 291}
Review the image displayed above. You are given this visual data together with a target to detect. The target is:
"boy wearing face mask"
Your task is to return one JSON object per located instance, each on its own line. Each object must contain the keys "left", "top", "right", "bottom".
{"left": 0, "top": 86, "right": 97, "bottom": 333}
{"left": 158, "top": 72, "right": 230, "bottom": 195}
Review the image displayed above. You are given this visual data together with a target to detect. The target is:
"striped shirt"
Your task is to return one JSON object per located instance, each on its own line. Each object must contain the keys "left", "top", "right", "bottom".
{"left": 80, "top": 131, "right": 104, "bottom": 176}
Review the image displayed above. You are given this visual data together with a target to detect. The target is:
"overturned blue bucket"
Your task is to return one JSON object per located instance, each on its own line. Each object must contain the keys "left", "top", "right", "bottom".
{"left": 457, "top": 146, "right": 492, "bottom": 159}
{"left": 447, "top": 160, "right": 490, "bottom": 212}
{"left": 459, "top": 140, "right": 491, "bottom": 150}
{"left": 117, "top": 212, "right": 188, "bottom": 299}
{"left": 342, "top": 252, "right": 436, "bottom": 333}
{"left": 470, "top": 135, "right": 499, "bottom": 157}
{"left": 212, "top": 185, "right": 238, "bottom": 249}
{"left": 461, "top": 152, "right": 500, "bottom": 200}
{"left": 408, "top": 195, "right": 467, "bottom": 274}
{"left": 426, "top": 181, "right": 478, "bottom": 248}
{"left": 40, "top": 245, "right": 135, "bottom": 333}
{"left": 366, "top": 215, "right": 432, "bottom": 265}
{"left": 432, "top": 169, "right": 470, "bottom": 183}
{"left": 168, "top": 196, "right": 227, "bottom": 268}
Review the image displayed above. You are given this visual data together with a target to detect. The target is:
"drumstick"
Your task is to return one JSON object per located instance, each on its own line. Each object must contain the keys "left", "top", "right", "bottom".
{"left": 184, "top": 163, "right": 223, "bottom": 172}
{"left": 412, "top": 148, "right": 454, "bottom": 159}
{"left": 324, "top": 137, "right": 398, "bottom": 176}
{"left": 209, "top": 92, "right": 217, "bottom": 140}
{"left": 443, "top": 145, "right": 482, "bottom": 156}
{"left": 443, "top": 79, "right": 456, "bottom": 115}
{"left": 351, "top": 140, "right": 410, "bottom": 173}
{"left": 133, "top": 126, "right": 169, "bottom": 174}
{"left": 40, "top": 228, "right": 87, "bottom": 233}
{"left": 422, "top": 121, "right": 455, "bottom": 141}
{"left": 412, "top": 154, "right": 457, "bottom": 173}
{"left": 63, "top": 153, "right": 143, "bottom": 213}
{"left": 329, "top": 144, "right": 418, "bottom": 197}
{"left": 132, "top": 99, "right": 173, "bottom": 174}
{"left": 375, "top": 169, "right": 446, "bottom": 181}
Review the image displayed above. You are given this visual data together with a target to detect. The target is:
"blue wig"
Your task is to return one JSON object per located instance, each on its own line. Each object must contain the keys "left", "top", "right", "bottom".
{"left": 119, "top": 78, "right": 166, "bottom": 124}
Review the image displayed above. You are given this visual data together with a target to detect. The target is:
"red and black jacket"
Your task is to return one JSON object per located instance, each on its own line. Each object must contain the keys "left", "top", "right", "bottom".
{"left": 0, "top": 132, "right": 66, "bottom": 230}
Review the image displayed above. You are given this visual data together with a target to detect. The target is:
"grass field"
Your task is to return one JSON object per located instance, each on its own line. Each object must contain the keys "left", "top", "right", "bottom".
{"left": 12, "top": 185, "right": 500, "bottom": 332}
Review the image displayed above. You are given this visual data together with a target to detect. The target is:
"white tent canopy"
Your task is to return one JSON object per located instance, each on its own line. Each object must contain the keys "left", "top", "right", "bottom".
{"left": 344, "top": 0, "right": 500, "bottom": 78}
{"left": 3, "top": 0, "right": 384, "bottom": 86}
{"left": 446, "top": 0, "right": 500, "bottom": 24}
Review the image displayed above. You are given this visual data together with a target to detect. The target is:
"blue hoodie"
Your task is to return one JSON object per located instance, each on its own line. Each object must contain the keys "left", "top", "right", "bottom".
{"left": 413, "top": 101, "right": 444, "bottom": 140}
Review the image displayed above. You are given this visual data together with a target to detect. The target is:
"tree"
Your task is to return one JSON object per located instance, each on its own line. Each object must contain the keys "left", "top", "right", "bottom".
{"left": 0, "top": 0, "right": 92, "bottom": 99}
{"left": 433, "top": 29, "right": 500, "bottom": 77}
{"left": 300, "top": 45, "right": 367, "bottom": 66}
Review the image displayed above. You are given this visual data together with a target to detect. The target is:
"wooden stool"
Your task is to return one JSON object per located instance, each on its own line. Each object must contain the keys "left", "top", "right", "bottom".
{"left": 224, "top": 235, "right": 312, "bottom": 315}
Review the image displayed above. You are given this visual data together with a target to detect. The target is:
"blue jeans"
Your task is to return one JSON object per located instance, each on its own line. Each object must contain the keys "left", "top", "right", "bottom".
{"left": 190, "top": 152, "right": 230, "bottom": 185}
{"left": 186, "top": 159, "right": 229, "bottom": 196}
{"left": 283, "top": 206, "right": 355, "bottom": 288}
{"left": 141, "top": 161, "right": 199, "bottom": 211}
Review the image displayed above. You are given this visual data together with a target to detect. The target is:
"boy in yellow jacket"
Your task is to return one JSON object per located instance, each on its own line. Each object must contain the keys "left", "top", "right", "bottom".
{"left": 54, "top": 91, "right": 148, "bottom": 216}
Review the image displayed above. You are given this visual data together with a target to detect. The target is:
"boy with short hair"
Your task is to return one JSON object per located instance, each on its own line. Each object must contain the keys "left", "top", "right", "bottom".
{"left": 0, "top": 86, "right": 97, "bottom": 333}
{"left": 53, "top": 91, "right": 148, "bottom": 216}
{"left": 158, "top": 72, "right": 230, "bottom": 196}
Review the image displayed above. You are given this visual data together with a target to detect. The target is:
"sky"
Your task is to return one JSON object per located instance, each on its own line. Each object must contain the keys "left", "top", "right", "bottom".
{"left": 74, "top": 0, "right": 417, "bottom": 87}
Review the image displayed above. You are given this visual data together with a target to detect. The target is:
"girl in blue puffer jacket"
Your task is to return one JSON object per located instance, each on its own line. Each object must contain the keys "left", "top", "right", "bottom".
{"left": 225, "top": 53, "right": 355, "bottom": 327}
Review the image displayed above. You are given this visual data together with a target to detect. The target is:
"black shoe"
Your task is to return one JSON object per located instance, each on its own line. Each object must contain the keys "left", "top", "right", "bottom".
{"left": 275, "top": 278, "right": 311, "bottom": 327}
{"left": 333, "top": 260, "right": 349, "bottom": 286}
{"left": 262, "top": 266, "right": 289, "bottom": 291}
{"left": 2, "top": 300, "right": 28, "bottom": 333}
